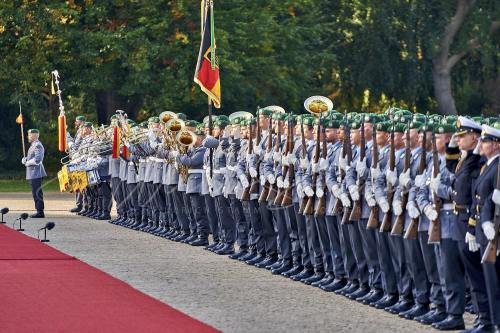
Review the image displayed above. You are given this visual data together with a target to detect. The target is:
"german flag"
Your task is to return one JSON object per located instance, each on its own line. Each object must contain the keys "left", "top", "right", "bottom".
{"left": 194, "top": 0, "right": 221, "bottom": 108}
{"left": 112, "top": 126, "right": 120, "bottom": 159}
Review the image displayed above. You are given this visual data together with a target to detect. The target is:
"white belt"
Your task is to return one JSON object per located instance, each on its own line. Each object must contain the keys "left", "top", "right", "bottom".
{"left": 212, "top": 167, "right": 226, "bottom": 174}
{"left": 188, "top": 169, "right": 203, "bottom": 174}
{"left": 442, "top": 203, "right": 454, "bottom": 210}
{"left": 139, "top": 158, "right": 146, "bottom": 163}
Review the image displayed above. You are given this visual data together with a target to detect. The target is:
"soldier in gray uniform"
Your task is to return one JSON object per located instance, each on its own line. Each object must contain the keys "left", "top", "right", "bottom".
{"left": 177, "top": 126, "right": 209, "bottom": 245}
{"left": 22, "top": 129, "right": 47, "bottom": 218}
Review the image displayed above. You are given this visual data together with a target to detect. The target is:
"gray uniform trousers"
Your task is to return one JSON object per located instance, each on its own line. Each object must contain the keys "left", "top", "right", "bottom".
{"left": 189, "top": 193, "right": 209, "bottom": 239}
{"left": 204, "top": 194, "right": 219, "bottom": 241}
{"left": 283, "top": 205, "right": 301, "bottom": 264}
{"left": 171, "top": 189, "right": 190, "bottom": 233}
{"left": 295, "top": 203, "right": 312, "bottom": 269}
{"left": 111, "top": 177, "right": 123, "bottom": 215}
{"left": 145, "top": 182, "right": 157, "bottom": 221}
{"left": 347, "top": 220, "right": 369, "bottom": 285}
{"left": 119, "top": 180, "right": 130, "bottom": 217}
{"left": 404, "top": 237, "right": 431, "bottom": 304}
{"left": 272, "top": 206, "right": 291, "bottom": 263}
{"left": 315, "top": 216, "right": 334, "bottom": 273}
{"left": 164, "top": 184, "right": 175, "bottom": 229}
{"left": 126, "top": 183, "right": 139, "bottom": 221}
{"left": 304, "top": 214, "right": 324, "bottom": 272}
{"left": 375, "top": 231, "right": 398, "bottom": 295}
{"left": 244, "top": 200, "right": 265, "bottom": 255}
{"left": 481, "top": 249, "right": 500, "bottom": 325}
{"left": 216, "top": 195, "right": 236, "bottom": 244}
{"left": 337, "top": 214, "right": 358, "bottom": 281}
{"left": 358, "top": 218, "right": 382, "bottom": 290}
{"left": 388, "top": 231, "right": 413, "bottom": 299}
{"left": 154, "top": 184, "right": 167, "bottom": 225}
{"left": 418, "top": 231, "right": 445, "bottom": 310}
{"left": 326, "top": 215, "right": 346, "bottom": 277}
{"left": 98, "top": 181, "right": 112, "bottom": 215}
{"left": 29, "top": 177, "right": 44, "bottom": 213}
{"left": 259, "top": 202, "right": 277, "bottom": 255}
{"left": 137, "top": 181, "right": 148, "bottom": 223}
{"left": 182, "top": 192, "right": 195, "bottom": 234}
{"left": 229, "top": 194, "right": 248, "bottom": 249}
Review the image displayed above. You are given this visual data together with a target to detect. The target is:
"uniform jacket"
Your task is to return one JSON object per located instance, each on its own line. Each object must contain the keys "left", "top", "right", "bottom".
{"left": 25, "top": 140, "right": 47, "bottom": 180}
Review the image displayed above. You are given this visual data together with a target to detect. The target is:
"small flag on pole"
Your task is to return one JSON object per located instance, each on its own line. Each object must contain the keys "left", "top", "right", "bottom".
{"left": 194, "top": 0, "right": 221, "bottom": 108}
{"left": 112, "top": 126, "right": 121, "bottom": 159}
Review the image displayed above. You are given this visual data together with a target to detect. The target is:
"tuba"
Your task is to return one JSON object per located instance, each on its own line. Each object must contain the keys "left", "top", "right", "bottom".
{"left": 176, "top": 129, "right": 197, "bottom": 182}
{"left": 304, "top": 96, "right": 333, "bottom": 117}
{"left": 160, "top": 111, "right": 176, "bottom": 124}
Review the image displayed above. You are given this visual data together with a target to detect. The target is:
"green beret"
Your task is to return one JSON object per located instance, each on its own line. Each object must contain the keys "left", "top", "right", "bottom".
{"left": 350, "top": 120, "right": 362, "bottom": 130}
{"left": 441, "top": 116, "right": 457, "bottom": 125}
{"left": 148, "top": 117, "right": 160, "bottom": 124}
{"left": 393, "top": 123, "right": 406, "bottom": 133}
{"left": 285, "top": 114, "right": 297, "bottom": 125}
{"left": 419, "top": 123, "right": 434, "bottom": 133}
{"left": 75, "top": 116, "right": 86, "bottom": 121}
{"left": 472, "top": 116, "right": 483, "bottom": 124}
{"left": 185, "top": 120, "right": 199, "bottom": 128}
{"left": 376, "top": 121, "right": 391, "bottom": 132}
{"left": 324, "top": 119, "right": 341, "bottom": 129}
{"left": 363, "top": 113, "right": 378, "bottom": 123}
{"left": 272, "top": 112, "right": 286, "bottom": 121}
{"left": 84, "top": 122, "right": 93, "bottom": 128}
{"left": 394, "top": 110, "right": 412, "bottom": 123}
{"left": 378, "top": 114, "right": 389, "bottom": 122}
{"left": 214, "top": 119, "right": 230, "bottom": 128}
{"left": 302, "top": 116, "right": 315, "bottom": 127}
{"left": 347, "top": 112, "right": 358, "bottom": 121}
{"left": 409, "top": 121, "right": 423, "bottom": 130}
{"left": 413, "top": 113, "right": 426, "bottom": 123}
{"left": 328, "top": 112, "right": 343, "bottom": 121}
{"left": 436, "top": 124, "right": 456, "bottom": 134}
{"left": 230, "top": 117, "right": 241, "bottom": 125}
{"left": 139, "top": 121, "right": 148, "bottom": 129}
{"left": 28, "top": 128, "right": 39, "bottom": 134}
{"left": 492, "top": 121, "right": 500, "bottom": 130}
{"left": 176, "top": 113, "right": 187, "bottom": 121}
{"left": 257, "top": 108, "right": 273, "bottom": 117}
{"left": 194, "top": 124, "right": 205, "bottom": 136}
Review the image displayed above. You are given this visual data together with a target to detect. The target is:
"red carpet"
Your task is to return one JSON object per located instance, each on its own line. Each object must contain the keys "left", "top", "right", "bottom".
{"left": 0, "top": 224, "right": 220, "bottom": 333}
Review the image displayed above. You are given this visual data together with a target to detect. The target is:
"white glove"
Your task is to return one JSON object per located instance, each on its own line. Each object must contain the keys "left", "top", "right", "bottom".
{"left": 254, "top": 145, "right": 261, "bottom": 156}
{"left": 264, "top": 152, "right": 272, "bottom": 161}
{"left": 399, "top": 169, "right": 411, "bottom": 189}
{"left": 273, "top": 152, "right": 281, "bottom": 164}
{"left": 473, "top": 138, "right": 481, "bottom": 155}
{"left": 283, "top": 178, "right": 290, "bottom": 188}
{"left": 311, "top": 162, "right": 319, "bottom": 174}
{"left": 319, "top": 158, "right": 329, "bottom": 171}
{"left": 304, "top": 186, "right": 314, "bottom": 197}
{"left": 465, "top": 232, "right": 480, "bottom": 252}
{"left": 300, "top": 158, "right": 309, "bottom": 170}
{"left": 386, "top": 169, "right": 397, "bottom": 186}
{"left": 415, "top": 174, "right": 427, "bottom": 188}
{"left": 482, "top": 221, "right": 496, "bottom": 241}
{"left": 282, "top": 156, "right": 289, "bottom": 167}
{"left": 348, "top": 184, "right": 360, "bottom": 201}
{"left": 430, "top": 174, "right": 441, "bottom": 194}
{"left": 222, "top": 130, "right": 229, "bottom": 139}
{"left": 233, "top": 129, "right": 241, "bottom": 140}
{"left": 149, "top": 139, "right": 158, "bottom": 149}
{"left": 21, "top": 157, "right": 27, "bottom": 165}
{"left": 25, "top": 159, "right": 37, "bottom": 167}
{"left": 331, "top": 184, "right": 341, "bottom": 198}
{"left": 424, "top": 205, "right": 438, "bottom": 221}
{"left": 356, "top": 157, "right": 367, "bottom": 176}
{"left": 492, "top": 189, "right": 500, "bottom": 206}
{"left": 277, "top": 176, "right": 284, "bottom": 188}
{"left": 297, "top": 184, "right": 304, "bottom": 198}
{"left": 246, "top": 153, "right": 255, "bottom": 164}
{"left": 267, "top": 174, "right": 276, "bottom": 185}
{"left": 340, "top": 193, "right": 351, "bottom": 208}
{"left": 249, "top": 167, "right": 258, "bottom": 178}
{"left": 170, "top": 150, "right": 179, "bottom": 158}
{"left": 239, "top": 175, "right": 249, "bottom": 188}
{"left": 379, "top": 199, "right": 390, "bottom": 213}
{"left": 339, "top": 156, "right": 347, "bottom": 171}
{"left": 366, "top": 195, "right": 377, "bottom": 207}
{"left": 287, "top": 153, "right": 297, "bottom": 166}
{"left": 407, "top": 201, "right": 420, "bottom": 219}
{"left": 316, "top": 187, "right": 324, "bottom": 198}
{"left": 260, "top": 175, "right": 266, "bottom": 185}
{"left": 371, "top": 166, "right": 381, "bottom": 180}
{"left": 392, "top": 200, "right": 403, "bottom": 216}
{"left": 449, "top": 133, "right": 458, "bottom": 148}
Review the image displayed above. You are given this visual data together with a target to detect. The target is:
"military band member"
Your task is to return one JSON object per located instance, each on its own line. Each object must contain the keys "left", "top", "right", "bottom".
{"left": 22, "top": 129, "right": 47, "bottom": 218}
{"left": 68, "top": 115, "right": 86, "bottom": 213}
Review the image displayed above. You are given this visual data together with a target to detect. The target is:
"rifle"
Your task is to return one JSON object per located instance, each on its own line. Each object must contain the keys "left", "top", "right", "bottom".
{"left": 391, "top": 121, "right": 411, "bottom": 235}
{"left": 428, "top": 129, "right": 442, "bottom": 244}
{"left": 481, "top": 159, "right": 500, "bottom": 263}
{"left": 349, "top": 117, "right": 365, "bottom": 221}
{"left": 258, "top": 118, "right": 273, "bottom": 202}
{"left": 404, "top": 117, "right": 428, "bottom": 239}
{"left": 341, "top": 119, "right": 353, "bottom": 225}
{"left": 275, "top": 113, "right": 292, "bottom": 206}
{"left": 314, "top": 119, "right": 328, "bottom": 217}
{"left": 332, "top": 116, "right": 349, "bottom": 216}
{"left": 249, "top": 107, "right": 262, "bottom": 196}
{"left": 298, "top": 119, "right": 309, "bottom": 214}
{"left": 304, "top": 116, "right": 322, "bottom": 215}
{"left": 241, "top": 120, "right": 253, "bottom": 201}
{"left": 367, "top": 118, "right": 379, "bottom": 229}
{"left": 380, "top": 112, "right": 395, "bottom": 232}
{"left": 266, "top": 118, "right": 281, "bottom": 203}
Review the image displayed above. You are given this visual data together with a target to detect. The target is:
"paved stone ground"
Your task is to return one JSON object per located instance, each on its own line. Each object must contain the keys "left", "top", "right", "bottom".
{"left": 0, "top": 192, "right": 473, "bottom": 333}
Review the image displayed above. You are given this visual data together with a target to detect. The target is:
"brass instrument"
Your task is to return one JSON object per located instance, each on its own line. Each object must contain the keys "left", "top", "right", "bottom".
{"left": 160, "top": 111, "right": 176, "bottom": 124}
{"left": 303, "top": 96, "right": 334, "bottom": 117}
{"left": 176, "top": 129, "right": 197, "bottom": 183}
{"left": 229, "top": 111, "right": 253, "bottom": 122}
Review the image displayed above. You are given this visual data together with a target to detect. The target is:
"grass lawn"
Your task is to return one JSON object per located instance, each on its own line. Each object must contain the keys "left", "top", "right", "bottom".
{"left": 0, "top": 178, "right": 60, "bottom": 192}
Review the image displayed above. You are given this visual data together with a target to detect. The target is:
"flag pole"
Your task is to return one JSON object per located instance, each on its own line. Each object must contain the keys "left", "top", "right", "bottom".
{"left": 19, "top": 101, "right": 26, "bottom": 157}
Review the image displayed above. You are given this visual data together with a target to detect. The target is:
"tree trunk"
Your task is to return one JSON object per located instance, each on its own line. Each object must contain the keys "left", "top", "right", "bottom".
{"left": 432, "top": 64, "right": 457, "bottom": 115}
{"left": 95, "top": 90, "right": 144, "bottom": 124}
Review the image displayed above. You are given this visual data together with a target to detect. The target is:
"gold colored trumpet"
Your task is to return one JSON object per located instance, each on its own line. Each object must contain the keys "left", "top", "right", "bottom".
{"left": 166, "top": 118, "right": 185, "bottom": 132}
{"left": 177, "top": 129, "right": 197, "bottom": 147}
{"left": 160, "top": 111, "right": 176, "bottom": 124}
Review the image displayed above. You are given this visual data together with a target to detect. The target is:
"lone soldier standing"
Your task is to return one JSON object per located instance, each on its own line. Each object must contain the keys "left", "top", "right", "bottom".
{"left": 22, "top": 129, "right": 47, "bottom": 218}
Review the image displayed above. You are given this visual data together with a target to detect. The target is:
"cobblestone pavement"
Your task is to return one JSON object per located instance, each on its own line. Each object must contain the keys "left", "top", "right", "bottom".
{"left": 0, "top": 192, "right": 472, "bottom": 333}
